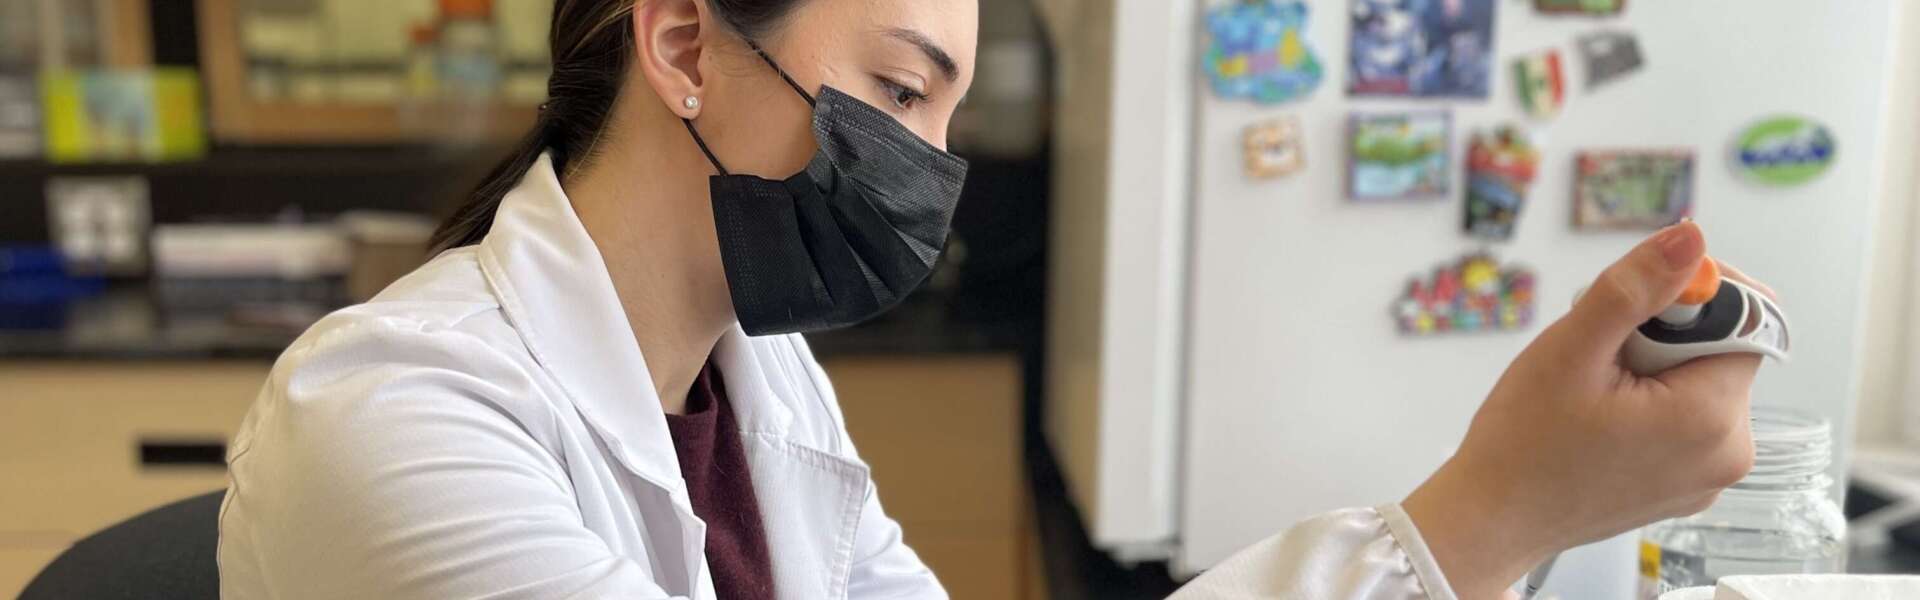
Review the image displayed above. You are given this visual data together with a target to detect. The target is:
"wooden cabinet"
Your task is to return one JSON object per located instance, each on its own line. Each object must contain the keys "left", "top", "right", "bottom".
{"left": 0, "top": 361, "right": 271, "bottom": 597}
{"left": 0, "top": 355, "right": 1040, "bottom": 598}
{"left": 822, "top": 354, "right": 1040, "bottom": 599}
{"left": 196, "top": 0, "right": 541, "bottom": 144}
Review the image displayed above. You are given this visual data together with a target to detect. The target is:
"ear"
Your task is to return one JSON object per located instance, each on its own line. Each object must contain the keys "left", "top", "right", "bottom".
{"left": 633, "top": 0, "right": 707, "bottom": 119}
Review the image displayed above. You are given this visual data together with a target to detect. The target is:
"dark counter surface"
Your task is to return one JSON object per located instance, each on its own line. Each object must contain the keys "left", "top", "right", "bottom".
{"left": 2, "top": 150, "right": 1046, "bottom": 362}
{"left": 0, "top": 287, "right": 306, "bottom": 360}
{"left": 0, "top": 284, "right": 1033, "bottom": 362}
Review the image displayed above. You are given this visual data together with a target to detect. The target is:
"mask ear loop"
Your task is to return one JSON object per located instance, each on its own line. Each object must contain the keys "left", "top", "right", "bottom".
{"left": 747, "top": 40, "right": 816, "bottom": 107}
{"left": 682, "top": 119, "right": 729, "bottom": 176}
{"left": 682, "top": 40, "right": 816, "bottom": 176}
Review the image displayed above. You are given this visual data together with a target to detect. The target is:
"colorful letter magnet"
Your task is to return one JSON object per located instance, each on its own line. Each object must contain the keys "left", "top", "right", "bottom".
{"left": 1204, "top": 0, "right": 1324, "bottom": 104}
{"left": 1392, "top": 253, "right": 1536, "bottom": 335}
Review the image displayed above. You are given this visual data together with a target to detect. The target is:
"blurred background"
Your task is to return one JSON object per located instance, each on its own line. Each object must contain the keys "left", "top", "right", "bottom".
{"left": 1, "top": 0, "right": 1918, "bottom": 598}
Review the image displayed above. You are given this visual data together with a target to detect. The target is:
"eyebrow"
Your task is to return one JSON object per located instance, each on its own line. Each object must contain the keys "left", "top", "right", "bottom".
{"left": 885, "top": 27, "right": 959, "bottom": 83}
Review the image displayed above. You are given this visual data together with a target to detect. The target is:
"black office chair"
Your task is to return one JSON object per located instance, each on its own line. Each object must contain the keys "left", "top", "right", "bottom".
{"left": 19, "top": 490, "right": 224, "bottom": 600}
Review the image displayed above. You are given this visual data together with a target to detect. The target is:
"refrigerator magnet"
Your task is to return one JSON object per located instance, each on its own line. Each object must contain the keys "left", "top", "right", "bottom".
{"left": 1203, "top": 0, "right": 1323, "bottom": 104}
{"left": 1572, "top": 150, "right": 1695, "bottom": 230}
{"left": 1732, "top": 115, "right": 1835, "bottom": 187}
{"left": 1349, "top": 0, "right": 1498, "bottom": 98}
{"left": 1534, "top": 0, "right": 1625, "bottom": 16}
{"left": 1347, "top": 111, "right": 1451, "bottom": 201}
{"left": 1464, "top": 126, "right": 1540, "bottom": 240}
{"left": 1242, "top": 116, "right": 1306, "bottom": 178}
{"left": 1513, "top": 49, "right": 1566, "bottom": 119}
{"left": 1392, "top": 252, "right": 1536, "bottom": 335}
{"left": 1578, "top": 31, "right": 1644, "bottom": 90}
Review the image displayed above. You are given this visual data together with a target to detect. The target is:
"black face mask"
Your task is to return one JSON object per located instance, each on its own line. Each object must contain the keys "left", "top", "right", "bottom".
{"left": 683, "top": 45, "right": 968, "bottom": 336}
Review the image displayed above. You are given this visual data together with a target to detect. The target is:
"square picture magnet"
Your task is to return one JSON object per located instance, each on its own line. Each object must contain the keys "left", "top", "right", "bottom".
{"left": 1349, "top": 0, "right": 1498, "bottom": 98}
{"left": 1348, "top": 111, "right": 1451, "bottom": 200}
{"left": 1243, "top": 116, "right": 1306, "bottom": 178}
{"left": 1204, "top": 0, "right": 1324, "bottom": 104}
{"left": 1573, "top": 150, "right": 1695, "bottom": 230}
{"left": 1464, "top": 126, "right": 1539, "bottom": 240}
{"left": 1392, "top": 252, "right": 1536, "bottom": 335}
{"left": 1578, "top": 31, "right": 1644, "bottom": 90}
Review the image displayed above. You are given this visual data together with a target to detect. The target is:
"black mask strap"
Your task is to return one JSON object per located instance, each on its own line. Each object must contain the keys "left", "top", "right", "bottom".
{"left": 747, "top": 40, "right": 816, "bottom": 107}
{"left": 682, "top": 119, "right": 729, "bottom": 176}
{"left": 683, "top": 40, "right": 815, "bottom": 176}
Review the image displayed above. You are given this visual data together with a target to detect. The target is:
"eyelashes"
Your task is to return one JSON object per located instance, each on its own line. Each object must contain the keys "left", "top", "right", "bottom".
{"left": 875, "top": 76, "right": 930, "bottom": 110}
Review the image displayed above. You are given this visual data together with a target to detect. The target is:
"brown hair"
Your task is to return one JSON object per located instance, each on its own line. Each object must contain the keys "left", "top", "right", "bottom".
{"left": 430, "top": 0, "right": 807, "bottom": 252}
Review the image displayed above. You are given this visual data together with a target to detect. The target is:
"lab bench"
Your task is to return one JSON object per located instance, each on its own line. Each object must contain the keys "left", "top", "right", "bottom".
{"left": 0, "top": 289, "right": 1042, "bottom": 597}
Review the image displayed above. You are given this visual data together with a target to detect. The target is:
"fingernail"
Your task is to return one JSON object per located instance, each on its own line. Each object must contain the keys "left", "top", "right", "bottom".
{"left": 1655, "top": 223, "right": 1699, "bottom": 269}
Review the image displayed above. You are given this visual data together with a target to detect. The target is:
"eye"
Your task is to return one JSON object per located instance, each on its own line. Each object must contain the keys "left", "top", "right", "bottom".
{"left": 876, "top": 77, "right": 929, "bottom": 110}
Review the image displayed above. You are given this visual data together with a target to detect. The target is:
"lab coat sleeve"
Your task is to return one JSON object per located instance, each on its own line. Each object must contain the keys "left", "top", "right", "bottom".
{"left": 1168, "top": 504, "right": 1460, "bottom": 600}
{"left": 844, "top": 482, "right": 947, "bottom": 599}
{"left": 788, "top": 335, "right": 949, "bottom": 600}
{"left": 219, "top": 322, "right": 676, "bottom": 599}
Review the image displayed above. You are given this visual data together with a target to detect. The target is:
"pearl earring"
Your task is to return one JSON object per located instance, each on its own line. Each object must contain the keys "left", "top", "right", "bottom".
{"left": 683, "top": 96, "right": 700, "bottom": 110}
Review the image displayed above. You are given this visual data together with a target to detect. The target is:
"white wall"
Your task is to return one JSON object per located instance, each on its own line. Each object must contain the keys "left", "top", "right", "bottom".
{"left": 1177, "top": 1, "right": 1898, "bottom": 596}
{"left": 1856, "top": 0, "right": 1920, "bottom": 447}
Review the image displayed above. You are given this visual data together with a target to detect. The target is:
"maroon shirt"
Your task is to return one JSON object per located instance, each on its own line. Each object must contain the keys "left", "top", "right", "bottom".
{"left": 663, "top": 361, "right": 776, "bottom": 599}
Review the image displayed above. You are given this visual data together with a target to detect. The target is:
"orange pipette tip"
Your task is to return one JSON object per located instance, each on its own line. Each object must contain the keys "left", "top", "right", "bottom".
{"left": 1677, "top": 257, "right": 1721, "bottom": 305}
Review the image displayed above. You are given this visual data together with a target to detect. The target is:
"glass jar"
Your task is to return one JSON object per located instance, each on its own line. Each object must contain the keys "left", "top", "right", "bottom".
{"left": 436, "top": 0, "right": 503, "bottom": 102}
{"left": 1637, "top": 407, "right": 1847, "bottom": 599}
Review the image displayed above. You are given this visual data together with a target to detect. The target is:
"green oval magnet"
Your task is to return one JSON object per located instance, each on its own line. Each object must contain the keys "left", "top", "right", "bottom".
{"left": 1734, "top": 115, "right": 1835, "bottom": 187}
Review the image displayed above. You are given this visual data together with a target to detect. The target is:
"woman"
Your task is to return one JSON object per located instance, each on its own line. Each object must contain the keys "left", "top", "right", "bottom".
{"left": 216, "top": 0, "right": 1768, "bottom": 598}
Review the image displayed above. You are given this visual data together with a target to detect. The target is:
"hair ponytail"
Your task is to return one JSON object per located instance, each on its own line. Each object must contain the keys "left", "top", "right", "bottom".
{"left": 430, "top": 0, "right": 809, "bottom": 253}
{"left": 430, "top": 121, "right": 551, "bottom": 252}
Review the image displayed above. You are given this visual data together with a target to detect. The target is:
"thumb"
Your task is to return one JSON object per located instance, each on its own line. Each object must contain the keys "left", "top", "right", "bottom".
{"left": 1559, "top": 221, "right": 1707, "bottom": 363}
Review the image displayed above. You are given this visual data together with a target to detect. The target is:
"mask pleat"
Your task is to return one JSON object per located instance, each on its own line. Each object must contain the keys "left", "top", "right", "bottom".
{"left": 785, "top": 173, "right": 879, "bottom": 315}
{"left": 709, "top": 176, "right": 832, "bottom": 332}
{"left": 702, "top": 84, "right": 969, "bottom": 335}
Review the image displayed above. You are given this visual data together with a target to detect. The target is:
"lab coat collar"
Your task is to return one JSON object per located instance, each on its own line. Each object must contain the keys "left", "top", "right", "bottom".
{"left": 475, "top": 153, "right": 792, "bottom": 497}
{"left": 712, "top": 325, "right": 796, "bottom": 436}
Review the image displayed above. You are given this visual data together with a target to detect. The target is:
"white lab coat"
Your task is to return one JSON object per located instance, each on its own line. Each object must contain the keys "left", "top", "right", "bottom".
{"left": 217, "top": 153, "right": 1460, "bottom": 600}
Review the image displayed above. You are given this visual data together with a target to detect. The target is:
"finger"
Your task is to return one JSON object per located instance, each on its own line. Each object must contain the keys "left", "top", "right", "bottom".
{"left": 1654, "top": 352, "right": 1762, "bottom": 413}
{"left": 1716, "top": 261, "right": 1778, "bottom": 301}
{"left": 1668, "top": 490, "right": 1726, "bottom": 520}
{"left": 1555, "top": 222, "right": 1708, "bottom": 363}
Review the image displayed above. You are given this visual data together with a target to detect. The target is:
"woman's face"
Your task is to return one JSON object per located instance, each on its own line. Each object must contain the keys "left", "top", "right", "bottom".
{"left": 690, "top": 0, "right": 979, "bottom": 178}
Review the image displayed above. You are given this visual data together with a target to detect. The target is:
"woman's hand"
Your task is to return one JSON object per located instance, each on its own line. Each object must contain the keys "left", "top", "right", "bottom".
{"left": 1403, "top": 222, "right": 1767, "bottom": 599}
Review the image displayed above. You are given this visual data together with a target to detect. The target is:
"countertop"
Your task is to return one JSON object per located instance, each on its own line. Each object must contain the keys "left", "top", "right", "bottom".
{"left": 0, "top": 285, "right": 1034, "bottom": 361}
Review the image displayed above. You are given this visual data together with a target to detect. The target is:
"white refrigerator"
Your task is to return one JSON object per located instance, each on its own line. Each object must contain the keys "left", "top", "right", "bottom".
{"left": 1042, "top": 0, "right": 1910, "bottom": 597}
